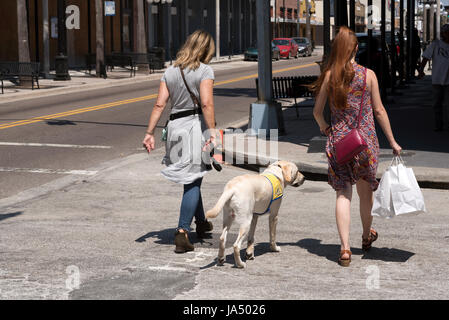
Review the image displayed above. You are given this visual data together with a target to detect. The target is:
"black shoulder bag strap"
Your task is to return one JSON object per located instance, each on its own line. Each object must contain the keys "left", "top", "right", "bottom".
{"left": 180, "top": 67, "right": 201, "bottom": 109}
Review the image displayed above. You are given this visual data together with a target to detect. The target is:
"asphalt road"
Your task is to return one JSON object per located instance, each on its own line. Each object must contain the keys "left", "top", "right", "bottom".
{"left": 0, "top": 55, "right": 321, "bottom": 200}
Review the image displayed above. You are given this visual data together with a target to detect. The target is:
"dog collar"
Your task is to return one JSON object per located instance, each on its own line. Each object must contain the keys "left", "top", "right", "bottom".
{"left": 254, "top": 173, "right": 284, "bottom": 215}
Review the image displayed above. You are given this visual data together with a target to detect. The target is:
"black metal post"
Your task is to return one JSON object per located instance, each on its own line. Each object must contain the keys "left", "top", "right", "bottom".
{"left": 119, "top": 0, "right": 123, "bottom": 52}
{"left": 406, "top": 0, "right": 411, "bottom": 81}
{"left": 367, "top": 0, "right": 373, "bottom": 69}
{"left": 399, "top": 0, "right": 405, "bottom": 84}
{"left": 88, "top": 0, "right": 92, "bottom": 55}
{"left": 390, "top": 0, "right": 396, "bottom": 92}
{"left": 324, "top": 0, "right": 331, "bottom": 58}
{"left": 381, "top": 0, "right": 386, "bottom": 98}
{"left": 350, "top": 0, "right": 356, "bottom": 31}
{"left": 34, "top": 0, "right": 40, "bottom": 63}
{"left": 54, "top": 0, "right": 71, "bottom": 80}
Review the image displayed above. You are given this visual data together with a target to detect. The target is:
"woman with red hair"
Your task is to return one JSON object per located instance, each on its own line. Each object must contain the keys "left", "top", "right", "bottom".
{"left": 312, "top": 27, "right": 402, "bottom": 267}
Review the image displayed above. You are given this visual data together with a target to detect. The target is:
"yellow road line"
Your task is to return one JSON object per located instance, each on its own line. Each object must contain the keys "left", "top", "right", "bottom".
{"left": 0, "top": 62, "right": 318, "bottom": 131}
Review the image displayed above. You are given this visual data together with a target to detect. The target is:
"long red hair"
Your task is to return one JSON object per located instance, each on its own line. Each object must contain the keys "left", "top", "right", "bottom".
{"left": 311, "top": 27, "right": 358, "bottom": 109}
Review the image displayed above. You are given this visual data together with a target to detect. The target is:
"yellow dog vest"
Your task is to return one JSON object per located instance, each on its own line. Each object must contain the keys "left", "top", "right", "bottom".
{"left": 254, "top": 173, "right": 284, "bottom": 215}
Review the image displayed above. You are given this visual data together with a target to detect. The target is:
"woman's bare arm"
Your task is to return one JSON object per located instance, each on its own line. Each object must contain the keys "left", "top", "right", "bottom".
{"left": 142, "top": 81, "right": 170, "bottom": 153}
{"left": 199, "top": 79, "right": 217, "bottom": 142}
{"left": 368, "top": 69, "right": 402, "bottom": 155}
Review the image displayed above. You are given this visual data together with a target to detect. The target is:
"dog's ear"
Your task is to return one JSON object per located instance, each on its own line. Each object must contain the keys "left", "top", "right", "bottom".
{"left": 279, "top": 161, "right": 293, "bottom": 183}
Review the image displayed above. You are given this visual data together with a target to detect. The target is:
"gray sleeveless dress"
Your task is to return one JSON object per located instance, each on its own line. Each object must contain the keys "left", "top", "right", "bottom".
{"left": 160, "top": 63, "right": 215, "bottom": 184}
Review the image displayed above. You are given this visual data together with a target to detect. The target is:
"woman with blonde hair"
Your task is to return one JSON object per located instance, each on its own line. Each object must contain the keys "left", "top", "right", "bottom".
{"left": 143, "top": 30, "right": 217, "bottom": 253}
{"left": 312, "top": 27, "right": 402, "bottom": 267}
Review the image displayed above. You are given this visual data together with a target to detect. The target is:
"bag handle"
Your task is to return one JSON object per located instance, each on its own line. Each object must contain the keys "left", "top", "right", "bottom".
{"left": 180, "top": 67, "right": 201, "bottom": 108}
{"left": 353, "top": 67, "right": 367, "bottom": 129}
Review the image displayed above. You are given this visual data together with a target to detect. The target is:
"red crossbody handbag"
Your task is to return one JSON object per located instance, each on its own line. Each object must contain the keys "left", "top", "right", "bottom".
{"left": 334, "top": 68, "right": 368, "bottom": 165}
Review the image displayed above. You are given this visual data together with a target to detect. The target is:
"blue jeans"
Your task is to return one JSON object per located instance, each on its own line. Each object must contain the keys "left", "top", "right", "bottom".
{"left": 178, "top": 178, "right": 206, "bottom": 232}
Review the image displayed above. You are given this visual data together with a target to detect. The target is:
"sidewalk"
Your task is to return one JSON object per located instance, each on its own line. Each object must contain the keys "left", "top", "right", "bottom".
{"left": 0, "top": 55, "right": 245, "bottom": 105}
{"left": 222, "top": 72, "right": 449, "bottom": 189}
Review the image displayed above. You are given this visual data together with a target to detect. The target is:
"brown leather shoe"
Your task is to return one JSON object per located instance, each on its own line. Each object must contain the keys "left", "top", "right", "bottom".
{"left": 362, "top": 228, "right": 378, "bottom": 251}
{"left": 195, "top": 220, "right": 213, "bottom": 238}
{"left": 174, "top": 231, "right": 194, "bottom": 253}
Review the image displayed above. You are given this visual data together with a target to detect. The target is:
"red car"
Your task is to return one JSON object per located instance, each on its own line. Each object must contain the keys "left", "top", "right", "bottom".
{"left": 272, "top": 38, "right": 299, "bottom": 59}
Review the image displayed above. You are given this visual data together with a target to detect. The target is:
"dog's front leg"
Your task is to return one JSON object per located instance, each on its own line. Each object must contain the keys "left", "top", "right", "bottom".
{"left": 245, "top": 214, "right": 259, "bottom": 260}
{"left": 269, "top": 208, "right": 281, "bottom": 253}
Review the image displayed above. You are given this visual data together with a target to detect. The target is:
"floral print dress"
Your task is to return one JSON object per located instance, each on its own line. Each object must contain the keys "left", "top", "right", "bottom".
{"left": 326, "top": 62, "right": 380, "bottom": 191}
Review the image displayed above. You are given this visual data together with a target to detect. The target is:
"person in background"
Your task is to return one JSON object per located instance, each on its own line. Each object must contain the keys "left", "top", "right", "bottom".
{"left": 419, "top": 24, "right": 449, "bottom": 132}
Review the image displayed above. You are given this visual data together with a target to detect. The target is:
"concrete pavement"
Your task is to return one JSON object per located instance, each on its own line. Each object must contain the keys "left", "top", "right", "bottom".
{"left": 222, "top": 72, "right": 449, "bottom": 189}
{"left": 0, "top": 145, "right": 449, "bottom": 300}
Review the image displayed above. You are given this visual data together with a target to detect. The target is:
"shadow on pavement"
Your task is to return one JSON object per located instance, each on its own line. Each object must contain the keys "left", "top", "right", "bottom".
{"left": 213, "top": 87, "right": 257, "bottom": 99}
{"left": 0, "top": 211, "right": 23, "bottom": 222}
{"left": 296, "top": 238, "right": 414, "bottom": 263}
{"left": 135, "top": 228, "right": 237, "bottom": 248}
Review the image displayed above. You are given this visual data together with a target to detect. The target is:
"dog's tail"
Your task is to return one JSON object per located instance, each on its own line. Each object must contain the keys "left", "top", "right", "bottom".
{"left": 205, "top": 188, "right": 234, "bottom": 219}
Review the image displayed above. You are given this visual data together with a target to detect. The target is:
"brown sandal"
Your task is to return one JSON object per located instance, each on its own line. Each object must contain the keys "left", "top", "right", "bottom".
{"left": 338, "top": 250, "right": 352, "bottom": 267}
{"left": 362, "top": 228, "right": 378, "bottom": 251}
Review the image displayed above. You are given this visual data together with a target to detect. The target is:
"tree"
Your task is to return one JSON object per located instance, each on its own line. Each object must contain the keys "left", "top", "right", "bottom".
{"left": 17, "top": 0, "right": 31, "bottom": 63}
{"left": 95, "top": 0, "right": 106, "bottom": 78}
{"left": 135, "top": 0, "right": 148, "bottom": 73}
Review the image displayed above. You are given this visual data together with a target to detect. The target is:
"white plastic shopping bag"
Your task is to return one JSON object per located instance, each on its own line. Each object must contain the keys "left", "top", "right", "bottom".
{"left": 372, "top": 157, "right": 426, "bottom": 218}
{"left": 372, "top": 162, "right": 395, "bottom": 218}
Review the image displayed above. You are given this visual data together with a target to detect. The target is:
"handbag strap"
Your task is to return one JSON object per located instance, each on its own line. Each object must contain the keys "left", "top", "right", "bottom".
{"left": 354, "top": 67, "right": 367, "bottom": 129}
{"left": 180, "top": 67, "right": 201, "bottom": 108}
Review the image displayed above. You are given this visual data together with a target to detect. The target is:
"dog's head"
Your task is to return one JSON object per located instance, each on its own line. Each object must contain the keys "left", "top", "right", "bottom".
{"left": 267, "top": 161, "right": 305, "bottom": 188}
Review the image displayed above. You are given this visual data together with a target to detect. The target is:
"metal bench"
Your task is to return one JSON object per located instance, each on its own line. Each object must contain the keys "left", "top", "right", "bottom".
{"left": 0, "top": 61, "right": 40, "bottom": 94}
{"left": 255, "top": 75, "right": 318, "bottom": 118}
{"left": 106, "top": 54, "right": 136, "bottom": 77}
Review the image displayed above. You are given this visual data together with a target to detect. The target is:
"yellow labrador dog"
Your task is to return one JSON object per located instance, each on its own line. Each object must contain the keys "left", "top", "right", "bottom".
{"left": 206, "top": 161, "right": 305, "bottom": 268}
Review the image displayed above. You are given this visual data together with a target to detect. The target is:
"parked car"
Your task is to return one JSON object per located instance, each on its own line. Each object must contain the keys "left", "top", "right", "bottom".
{"left": 243, "top": 42, "right": 281, "bottom": 61}
{"left": 272, "top": 38, "right": 299, "bottom": 59}
{"left": 292, "top": 37, "right": 313, "bottom": 57}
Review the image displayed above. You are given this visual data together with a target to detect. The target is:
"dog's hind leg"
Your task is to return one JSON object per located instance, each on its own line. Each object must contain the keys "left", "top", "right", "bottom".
{"left": 218, "top": 205, "right": 234, "bottom": 266}
{"left": 245, "top": 214, "right": 259, "bottom": 260}
{"left": 233, "top": 221, "right": 251, "bottom": 269}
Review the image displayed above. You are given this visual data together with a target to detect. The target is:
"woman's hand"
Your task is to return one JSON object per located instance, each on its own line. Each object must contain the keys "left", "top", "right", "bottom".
{"left": 320, "top": 124, "right": 331, "bottom": 136}
{"left": 390, "top": 141, "right": 402, "bottom": 156}
{"left": 143, "top": 133, "right": 155, "bottom": 153}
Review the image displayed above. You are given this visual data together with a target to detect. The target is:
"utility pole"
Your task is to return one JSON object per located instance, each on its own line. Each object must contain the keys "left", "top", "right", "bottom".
{"left": 250, "top": 0, "right": 283, "bottom": 136}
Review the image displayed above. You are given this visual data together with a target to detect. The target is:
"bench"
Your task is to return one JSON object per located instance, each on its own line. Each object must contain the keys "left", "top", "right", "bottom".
{"left": 106, "top": 54, "right": 136, "bottom": 77}
{"left": 86, "top": 53, "right": 156, "bottom": 77}
{"left": 0, "top": 62, "right": 40, "bottom": 94}
{"left": 255, "top": 75, "right": 318, "bottom": 117}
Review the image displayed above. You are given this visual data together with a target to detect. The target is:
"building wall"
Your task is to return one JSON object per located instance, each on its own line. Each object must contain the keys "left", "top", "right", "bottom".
{"left": 0, "top": 1, "right": 19, "bottom": 61}
{"left": 0, "top": 0, "right": 322, "bottom": 69}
